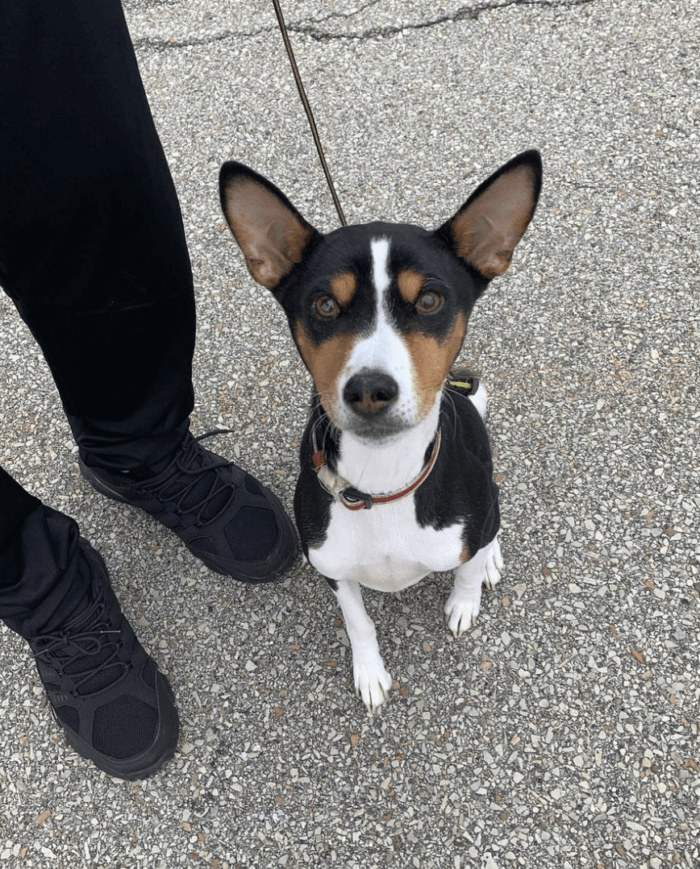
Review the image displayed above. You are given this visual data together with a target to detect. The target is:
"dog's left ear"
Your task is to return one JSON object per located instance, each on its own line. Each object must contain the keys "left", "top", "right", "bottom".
{"left": 436, "top": 150, "right": 542, "bottom": 280}
{"left": 220, "top": 162, "right": 321, "bottom": 292}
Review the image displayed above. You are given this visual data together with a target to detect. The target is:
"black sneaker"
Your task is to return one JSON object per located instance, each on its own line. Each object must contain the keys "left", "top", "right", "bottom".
{"left": 79, "top": 431, "right": 297, "bottom": 583}
{"left": 29, "top": 540, "right": 178, "bottom": 780}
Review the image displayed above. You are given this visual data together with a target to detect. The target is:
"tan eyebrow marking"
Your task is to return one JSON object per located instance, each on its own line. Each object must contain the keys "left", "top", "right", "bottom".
{"left": 397, "top": 269, "right": 425, "bottom": 304}
{"left": 329, "top": 272, "right": 357, "bottom": 307}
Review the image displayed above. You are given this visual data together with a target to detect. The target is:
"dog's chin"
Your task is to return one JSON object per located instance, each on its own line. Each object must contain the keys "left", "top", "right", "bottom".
{"left": 340, "top": 416, "right": 414, "bottom": 445}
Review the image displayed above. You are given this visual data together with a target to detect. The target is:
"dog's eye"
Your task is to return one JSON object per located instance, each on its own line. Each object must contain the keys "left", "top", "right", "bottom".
{"left": 314, "top": 295, "right": 340, "bottom": 318}
{"left": 415, "top": 291, "right": 443, "bottom": 313}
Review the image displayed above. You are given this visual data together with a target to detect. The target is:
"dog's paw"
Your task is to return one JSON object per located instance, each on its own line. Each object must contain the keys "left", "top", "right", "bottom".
{"left": 483, "top": 536, "right": 503, "bottom": 591}
{"left": 353, "top": 650, "right": 392, "bottom": 714}
{"left": 445, "top": 537, "right": 503, "bottom": 637}
{"left": 444, "top": 591, "right": 481, "bottom": 638}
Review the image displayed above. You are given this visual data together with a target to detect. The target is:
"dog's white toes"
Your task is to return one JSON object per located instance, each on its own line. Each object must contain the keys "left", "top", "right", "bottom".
{"left": 444, "top": 593, "right": 480, "bottom": 638}
{"left": 483, "top": 559, "right": 502, "bottom": 591}
{"left": 353, "top": 655, "right": 392, "bottom": 713}
{"left": 483, "top": 538, "right": 503, "bottom": 591}
{"left": 493, "top": 536, "right": 504, "bottom": 570}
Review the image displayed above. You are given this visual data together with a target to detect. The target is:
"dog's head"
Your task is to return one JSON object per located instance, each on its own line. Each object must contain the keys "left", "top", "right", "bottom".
{"left": 220, "top": 152, "right": 541, "bottom": 442}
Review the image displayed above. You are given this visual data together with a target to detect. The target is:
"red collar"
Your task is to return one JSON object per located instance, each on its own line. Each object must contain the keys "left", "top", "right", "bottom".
{"left": 312, "top": 429, "right": 442, "bottom": 511}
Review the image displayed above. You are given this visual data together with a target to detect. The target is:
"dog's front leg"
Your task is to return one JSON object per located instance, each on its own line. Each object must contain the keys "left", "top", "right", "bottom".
{"left": 445, "top": 536, "right": 503, "bottom": 637}
{"left": 331, "top": 578, "right": 392, "bottom": 713}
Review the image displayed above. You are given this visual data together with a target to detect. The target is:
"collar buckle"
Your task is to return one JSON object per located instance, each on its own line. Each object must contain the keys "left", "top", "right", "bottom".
{"left": 342, "top": 487, "right": 373, "bottom": 509}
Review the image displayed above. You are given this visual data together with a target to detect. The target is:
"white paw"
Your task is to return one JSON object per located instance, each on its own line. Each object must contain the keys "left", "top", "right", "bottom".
{"left": 445, "top": 536, "right": 503, "bottom": 637}
{"left": 444, "top": 590, "right": 482, "bottom": 638}
{"left": 353, "top": 649, "right": 393, "bottom": 713}
{"left": 483, "top": 536, "right": 503, "bottom": 591}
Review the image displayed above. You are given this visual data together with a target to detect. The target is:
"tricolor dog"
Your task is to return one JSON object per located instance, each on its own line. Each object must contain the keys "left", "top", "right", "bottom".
{"left": 220, "top": 152, "right": 542, "bottom": 711}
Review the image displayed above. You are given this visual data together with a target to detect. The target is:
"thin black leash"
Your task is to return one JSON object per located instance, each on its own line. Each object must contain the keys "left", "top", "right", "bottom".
{"left": 271, "top": 0, "right": 347, "bottom": 226}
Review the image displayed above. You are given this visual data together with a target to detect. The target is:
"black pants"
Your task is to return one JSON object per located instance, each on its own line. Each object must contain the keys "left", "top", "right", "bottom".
{"left": 0, "top": 0, "right": 196, "bottom": 636}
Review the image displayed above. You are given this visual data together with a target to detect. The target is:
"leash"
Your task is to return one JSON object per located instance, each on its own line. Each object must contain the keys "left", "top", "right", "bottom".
{"left": 271, "top": 0, "right": 347, "bottom": 227}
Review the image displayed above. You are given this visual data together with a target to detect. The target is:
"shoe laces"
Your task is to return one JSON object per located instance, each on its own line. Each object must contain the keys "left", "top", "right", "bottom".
{"left": 139, "top": 430, "right": 239, "bottom": 526}
{"left": 31, "top": 591, "right": 128, "bottom": 695}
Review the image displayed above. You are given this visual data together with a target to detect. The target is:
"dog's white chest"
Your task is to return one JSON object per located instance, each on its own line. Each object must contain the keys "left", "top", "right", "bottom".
{"left": 308, "top": 495, "right": 464, "bottom": 592}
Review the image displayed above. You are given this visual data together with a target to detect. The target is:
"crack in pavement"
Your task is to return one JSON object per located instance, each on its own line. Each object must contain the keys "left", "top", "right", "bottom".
{"left": 132, "top": 0, "right": 596, "bottom": 50}
{"left": 296, "top": 0, "right": 596, "bottom": 40}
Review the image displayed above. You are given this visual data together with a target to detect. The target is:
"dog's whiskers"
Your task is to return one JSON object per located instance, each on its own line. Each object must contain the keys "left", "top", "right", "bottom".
{"left": 441, "top": 387, "right": 461, "bottom": 441}
{"left": 310, "top": 392, "right": 340, "bottom": 452}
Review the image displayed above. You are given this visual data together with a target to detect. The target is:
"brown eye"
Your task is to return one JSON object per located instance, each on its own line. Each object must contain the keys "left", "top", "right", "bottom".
{"left": 314, "top": 295, "right": 340, "bottom": 318}
{"left": 415, "top": 290, "right": 442, "bottom": 313}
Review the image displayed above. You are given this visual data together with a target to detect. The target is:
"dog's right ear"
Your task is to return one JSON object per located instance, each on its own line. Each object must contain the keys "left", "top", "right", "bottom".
{"left": 219, "top": 162, "right": 321, "bottom": 292}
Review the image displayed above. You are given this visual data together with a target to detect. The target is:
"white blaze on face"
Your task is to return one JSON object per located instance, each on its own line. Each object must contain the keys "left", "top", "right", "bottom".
{"left": 336, "top": 238, "right": 418, "bottom": 428}
{"left": 371, "top": 237, "right": 391, "bottom": 295}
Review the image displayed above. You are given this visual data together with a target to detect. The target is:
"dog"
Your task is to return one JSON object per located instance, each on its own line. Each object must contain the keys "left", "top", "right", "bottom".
{"left": 219, "top": 151, "right": 542, "bottom": 711}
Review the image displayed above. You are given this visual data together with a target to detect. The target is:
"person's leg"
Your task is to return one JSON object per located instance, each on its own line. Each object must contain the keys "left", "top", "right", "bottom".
{"left": 0, "top": 0, "right": 297, "bottom": 583}
{"left": 0, "top": 467, "right": 89, "bottom": 636}
{"left": 0, "top": 0, "right": 195, "bottom": 474}
{"left": 0, "top": 0, "right": 188, "bottom": 778}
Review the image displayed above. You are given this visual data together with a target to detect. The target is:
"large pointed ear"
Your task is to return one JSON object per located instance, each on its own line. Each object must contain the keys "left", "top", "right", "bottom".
{"left": 436, "top": 150, "right": 542, "bottom": 280}
{"left": 219, "top": 162, "right": 321, "bottom": 291}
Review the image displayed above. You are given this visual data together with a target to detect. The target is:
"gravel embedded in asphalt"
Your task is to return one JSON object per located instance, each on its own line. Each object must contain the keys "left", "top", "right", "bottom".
{"left": 1, "top": 1, "right": 698, "bottom": 867}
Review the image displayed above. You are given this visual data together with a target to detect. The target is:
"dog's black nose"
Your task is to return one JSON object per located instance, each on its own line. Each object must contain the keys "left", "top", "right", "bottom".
{"left": 343, "top": 371, "right": 399, "bottom": 417}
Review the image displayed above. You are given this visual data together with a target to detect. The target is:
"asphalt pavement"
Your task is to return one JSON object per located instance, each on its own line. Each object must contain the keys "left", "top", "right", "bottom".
{"left": 1, "top": 1, "right": 698, "bottom": 867}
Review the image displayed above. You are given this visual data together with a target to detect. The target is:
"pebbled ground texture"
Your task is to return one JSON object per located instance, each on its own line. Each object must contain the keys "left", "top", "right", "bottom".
{"left": 1, "top": 1, "right": 698, "bottom": 867}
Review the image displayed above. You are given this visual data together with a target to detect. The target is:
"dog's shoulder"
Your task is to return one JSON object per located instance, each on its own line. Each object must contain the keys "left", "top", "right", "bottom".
{"left": 414, "top": 389, "right": 500, "bottom": 554}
